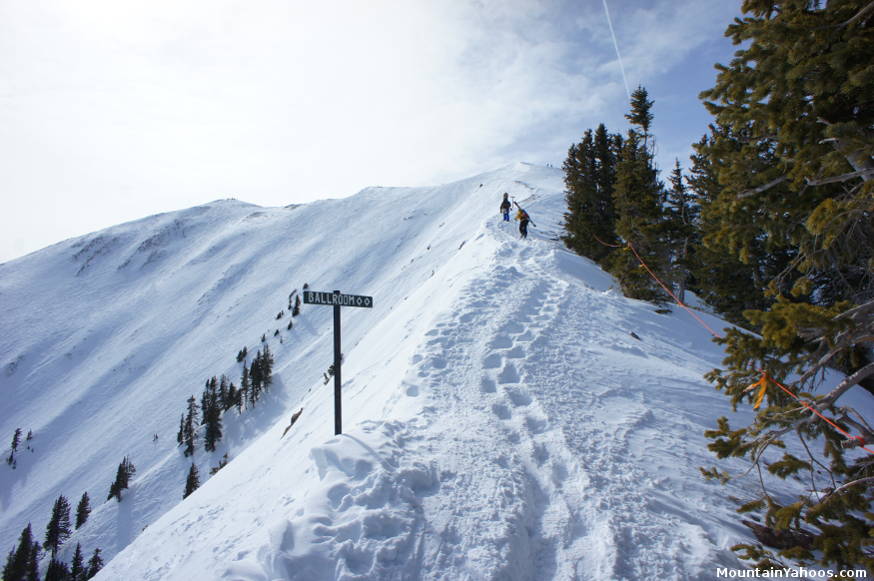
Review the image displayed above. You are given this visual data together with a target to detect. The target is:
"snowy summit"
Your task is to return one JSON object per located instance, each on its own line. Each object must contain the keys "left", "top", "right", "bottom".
{"left": 2, "top": 163, "right": 785, "bottom": 579}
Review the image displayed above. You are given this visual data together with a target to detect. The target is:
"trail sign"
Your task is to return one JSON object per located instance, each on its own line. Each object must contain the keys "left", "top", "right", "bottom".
{"left": 303, "top": 289, "right": 373, "bottom": 435}
{"left": 303, "top": 291, "right": 373, "bottom": 309}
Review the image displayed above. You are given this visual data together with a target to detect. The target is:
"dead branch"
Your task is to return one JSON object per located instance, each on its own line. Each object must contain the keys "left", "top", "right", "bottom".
{"left": 820, "top": 361, "right": 874, "bottom": 406}
{"left": 738, "top": 175, "right": 788, "bottom": 199}
{"left": 805, "top": 168, "right": 874, "bottom": 186}
{"left": 817, "top": 477, "right": 874, "bottom": 504}
{"left": 841, "top": 1, "right": 874, "bottom": 27}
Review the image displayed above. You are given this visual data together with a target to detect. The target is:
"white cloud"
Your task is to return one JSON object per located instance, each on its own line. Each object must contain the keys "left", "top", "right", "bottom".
{"left": 0, "top": 0, "right": 740, "bottom": 261}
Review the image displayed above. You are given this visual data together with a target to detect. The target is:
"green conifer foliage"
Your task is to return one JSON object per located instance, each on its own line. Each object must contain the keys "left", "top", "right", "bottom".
{"left": 3, "top": 524, "right": 36, "bottom": 581}
{"left": 183, "top": 396, "right": 198, "bottom": 457}
{"left": 70, "top": 542, "right": 85, "bottom": 581}
{"left": 75, "top": 492, "right": 90, "bottom": 529}
{"left": 184, "top": 463, "right": 200, "bottom": 499}
{"left": 698, "top": 0, "right": 874, "bottom": 570}
{"left": 608, "top": 128, "right": 668, "bottom": 301}
{"left": 107, "top": 457, "right": 136, "bottom": 502}
{"left": 561, "top": 124, "right": 622, "bottom": 261}
{"left": 86, "top": 548, "right": 103, "bottom": 579}
{"left": 44, "top": 496, "right": 72, "bottom": 557}
{"left": 662, "top": 159, "right": 700, "bottom": 303}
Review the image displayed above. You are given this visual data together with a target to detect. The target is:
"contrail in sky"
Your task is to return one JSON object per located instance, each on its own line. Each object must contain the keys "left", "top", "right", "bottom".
{"left": 601, "top": 0, "right": 631, "bottom": 100}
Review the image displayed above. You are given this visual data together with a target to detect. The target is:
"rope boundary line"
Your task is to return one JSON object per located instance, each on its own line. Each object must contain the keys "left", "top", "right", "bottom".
{"left": 593, "top": 236, "right": 873, "bottom": 455}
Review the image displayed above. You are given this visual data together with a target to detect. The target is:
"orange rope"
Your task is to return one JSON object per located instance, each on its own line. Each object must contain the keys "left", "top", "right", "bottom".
{"left": 618, "top": 238, "right": 874, "bottom": 455}
{"left": 592, "top": 233, "right": 624, "bottom": 249}
{"left": 626, "top": 243, "right": 723, "bottom": 339}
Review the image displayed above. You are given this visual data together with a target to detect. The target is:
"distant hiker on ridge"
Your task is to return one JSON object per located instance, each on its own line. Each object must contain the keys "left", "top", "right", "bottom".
{"left": 514, "top": 201, "right": 535, "bottom": 240}
{"left": 500, "top": 193, "right": 512, "bottom": 222}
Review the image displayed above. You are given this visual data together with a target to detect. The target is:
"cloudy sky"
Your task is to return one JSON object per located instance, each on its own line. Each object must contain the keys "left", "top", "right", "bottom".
{"left": 0, "top": 0, "right": 742, "bottom": 262}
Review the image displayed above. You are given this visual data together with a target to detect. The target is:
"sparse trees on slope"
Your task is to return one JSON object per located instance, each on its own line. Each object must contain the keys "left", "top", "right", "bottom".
{"left": 43, "top": 559, "right": 69, "bottom": 581}
{"left": 107, "top": 457, "right": 136, "bottom": 502}
{"left": 698, "top": 0, "right": 874, "bottom": 571}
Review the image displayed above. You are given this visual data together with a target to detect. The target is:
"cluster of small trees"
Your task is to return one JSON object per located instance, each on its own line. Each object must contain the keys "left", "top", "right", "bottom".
{"left": 562, "top": 1, "right": 873, "bottom": 571}
{"left": 176, "top": 345, "right": 275, "bottom": 458}
{"left": 6, "top": 429, "right": 34, "bottom": 469}
{"left": 174, "top": 286, "right": 301, "bottom": 499}
{"left": 2, "top": 494, "right": 102, "bottom": 581}
{"left": 106, "top": 457, "right": 136, "bottom": 502}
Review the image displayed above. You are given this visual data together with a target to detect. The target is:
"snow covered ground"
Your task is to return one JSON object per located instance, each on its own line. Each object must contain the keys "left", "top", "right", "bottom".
{"left": 1, "top": 163, "right": 806, "bottom": 579}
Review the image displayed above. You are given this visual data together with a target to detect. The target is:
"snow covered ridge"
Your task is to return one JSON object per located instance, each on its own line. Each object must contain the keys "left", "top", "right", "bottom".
{"left": 2, "top": 163, "right": 797, "bottom": 579}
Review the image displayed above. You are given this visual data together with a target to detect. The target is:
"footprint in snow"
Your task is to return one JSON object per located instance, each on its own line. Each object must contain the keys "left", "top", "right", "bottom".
{"left": 497, "top": 364, "right": 520, "bottom": 384}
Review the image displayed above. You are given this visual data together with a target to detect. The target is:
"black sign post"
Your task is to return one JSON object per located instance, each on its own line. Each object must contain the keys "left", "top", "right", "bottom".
{"left": 303, "top": 290, "right": 373, "bottom": 435}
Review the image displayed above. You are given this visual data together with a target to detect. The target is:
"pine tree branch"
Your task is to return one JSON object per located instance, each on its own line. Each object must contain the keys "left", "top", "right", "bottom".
{"left": 820, "top": 361, "right": 874, "bottom": 407}
{"left": 834, "top": 413, "right": 874, "bottom": 448}
{"left": 837, "top": 298, "right": 874, "bottom": 324}
{"left": 738, "top": 176, "right": 787, "bottom": 199}
{"left": 817, "top": 477, "right": 874, "bottom": 504}
{"left": 841, "top": 1, "right": 874, "bottom": 27}
{"left": 805, "top": 168, "right": 874, "bottom": 186}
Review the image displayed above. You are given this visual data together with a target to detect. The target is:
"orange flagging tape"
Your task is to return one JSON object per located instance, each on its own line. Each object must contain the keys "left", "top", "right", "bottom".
{"left": 618, "top": 240, "right": 874, "bottom": 455}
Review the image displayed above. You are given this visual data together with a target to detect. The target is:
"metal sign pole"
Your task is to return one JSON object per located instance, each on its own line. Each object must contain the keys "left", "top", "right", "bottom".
{"left": 333, "top": 290, "right": 342, "bottom": 435}
{"left": 302, "top": 289, "right": 372, "bottom": 437}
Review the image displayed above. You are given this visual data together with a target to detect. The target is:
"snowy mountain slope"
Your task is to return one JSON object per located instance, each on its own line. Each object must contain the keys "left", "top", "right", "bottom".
{"left": 1, "top": 164, "right": 560, "bottom": 564}
{"left": 2, "top": 163, "right": 808, "bottom": 579}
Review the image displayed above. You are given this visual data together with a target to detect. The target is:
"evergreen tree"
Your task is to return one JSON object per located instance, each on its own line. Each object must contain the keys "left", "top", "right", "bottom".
{"left": 74, "top": 492, "right": 90, "bottom": 529}
{"left": 184, "top": 463, "right": 200, "bottom": 499}
{"left": 10, "top": 428, "right": 21, "bottom": 454}
{"left": 292, "top": 294, "right": 301, "bottom": 317}
{"left": 43, "top": 559, "right": 69, "bottom": 581}
{"left": 70, "top": 543, "right": 85, "bottom": 581}
{"left": 107, "top": 457, "right": 136, "bottom": 502}
{"left": 7, "top": 428, "right": 22, "bottom": 467}
{"left": 249, "top": 357, "right": 262, "bottom": 406}
{"left": 686, "top": 128, "right": 792, "bottom": 325}
{"left": 183, "top": 395, "right": 198, "bottom": 457}
{"left": 607, "top": 127, "right": 667, "bottom": 302}
{"left": 44, "top": 496, "right": 72, "bottom": 557}
{"left": 176, "top": 414, "right": 184, "bottom": 446}
{"left": 625, "top": 85, "right": 654, "bottom": 151}
{"left": 226, "top": 382, "right": 238, "bottom": 413}
{"left": 662, "top": 159, "right": 700, "bottom": 303}
{"left": 218, "top": 375, "right": 229, "bottom": 411}
{"left": 698, "top": 0, "right": 874, "bottom": 570}
{"left": 201, "top": 378, "right": 222, "bottom": 453}
{"left": 239, "top": 366, "right": 250, "bottom": 412}
{"left": 261, "top": 344, "right": 274, "bottom": 389}
{"left": 25, "top": 541, "right": 39, "bottom": 581}
{"left": 561, "top": 125, "right": 622, "bottom": 262}
{"left": 85, "top": 549, "right": 102, "bottom": 579}
{"left": 3, "top": 524, "right": 36, "bottom": 581}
